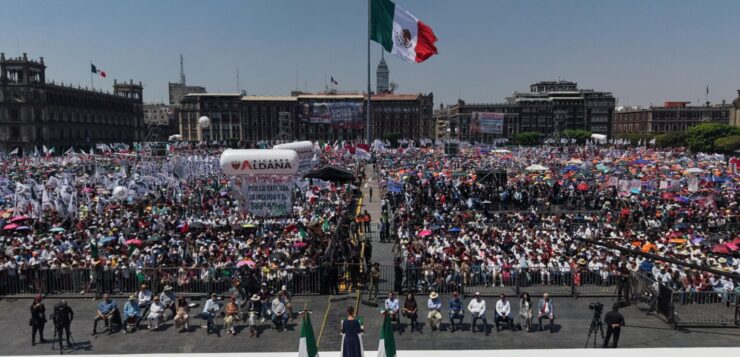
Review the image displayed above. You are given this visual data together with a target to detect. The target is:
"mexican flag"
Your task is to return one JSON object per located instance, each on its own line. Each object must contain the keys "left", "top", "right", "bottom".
{"left": 371, "top": 0, "right": 438, "bottom": 63}
{"left": 298, "top": 313, "right": 319, "bottom": 357}
{"left": 91, "top": 63, "right": 107, "bottom": 78}
{"left": 377, "top": 314, "right": 397, "bottom": 357}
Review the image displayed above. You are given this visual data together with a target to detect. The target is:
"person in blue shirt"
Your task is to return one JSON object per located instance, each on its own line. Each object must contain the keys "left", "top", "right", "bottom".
{"left": 123, "top": 295, "right": 141, "bottom": 333}
{"left": 93, "top": 294, "right": 119, "bottom": 335}
{"left": 448, "top": 291, "right": 464, "bottom": 332}
{"left": 202, "top": 293, "right": 220, "bottom": 335}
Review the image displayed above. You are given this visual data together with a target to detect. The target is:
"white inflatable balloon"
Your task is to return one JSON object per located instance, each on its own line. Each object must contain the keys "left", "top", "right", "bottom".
{"left": 220, "top": 149, "right": 298, "bottom": 176}
{"left": 112, "top": 186, "right": 127, "bottom": 200}
{"left": 272, "top": 141, "right": 315, "bottom": 174}
{"left": 198, "top": 116, "right": 211, "bottom": 129}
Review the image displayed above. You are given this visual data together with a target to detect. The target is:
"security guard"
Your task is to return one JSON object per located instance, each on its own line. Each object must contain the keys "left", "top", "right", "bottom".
{"left": 51, "top": 300, "right": 74, "bottom": 348}
{"left": 603, "top": 303, "right": 625, "bottom": 348}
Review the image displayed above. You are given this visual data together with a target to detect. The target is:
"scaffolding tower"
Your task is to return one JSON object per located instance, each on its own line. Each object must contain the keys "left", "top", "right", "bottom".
{"left": 544, "top": 109, "right": 567, "bottom": 144}
{"left": 274, "top": 111, "right": 293, "bottom": 143}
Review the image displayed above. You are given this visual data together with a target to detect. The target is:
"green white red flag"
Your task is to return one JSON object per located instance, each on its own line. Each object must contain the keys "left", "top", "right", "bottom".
{"left": 371, "top": 0, "right": 438, "bottom": 63}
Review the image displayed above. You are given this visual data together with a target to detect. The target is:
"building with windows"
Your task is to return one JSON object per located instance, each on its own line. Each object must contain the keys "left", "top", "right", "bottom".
{"left": 433, "top": 104, "right": 449, "bottom": 139}
{"left": 0, "top": 53, "right": 144, "bottom": 153}
{"left": 177, "top": 91, "right": 434, "bottom": 143}
{"left": 143, "top": 103, "right": 177, "bottom": 141}
{"left": 449, "top": 81, "right": 615, "bottom": 141}
{"left": 614, "top": 101, "right": 731, "bottom": 135}
{"left": 376, "top": 54, "right": 390, "bottom": 94}
{"left": 168, "top": 54, "right": 206, "bottom": 107}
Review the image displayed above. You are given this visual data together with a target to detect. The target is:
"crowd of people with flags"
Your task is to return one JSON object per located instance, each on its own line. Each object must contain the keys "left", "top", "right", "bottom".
{"left": 0, "top": 143, "right": 366, "bottom": 298}
{"left": 375, "top": 141, "right": 739, "bottom": 298}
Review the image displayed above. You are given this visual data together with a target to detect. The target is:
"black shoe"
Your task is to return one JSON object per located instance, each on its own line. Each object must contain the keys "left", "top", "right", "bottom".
{"left": 40, "top": 338, "right": 48, "bottom": 343}
{"left": 91, "top": 331, "right": 97, "bottom": 336}
{"left": 32, "top": 341, "right": 36, "bottom": 346}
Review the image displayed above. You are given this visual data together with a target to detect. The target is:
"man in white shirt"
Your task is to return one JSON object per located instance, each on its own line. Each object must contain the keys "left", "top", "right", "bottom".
{"left": 467, "top": 292, "right": 488, "bottom": 334}
{"left": 384, "top": 292, "right": 400, "bottom": 331}
{"left": 137, "top": 284, "right": 153, "bottom": 315}
{"left": 147, "top": 295, "right": 165, "bottom": 330}
{"left": 202, "top": 293, "right": 220, "bottom": 335}
{"left": 494, "top": 293, "right": 514, "bottom": 332}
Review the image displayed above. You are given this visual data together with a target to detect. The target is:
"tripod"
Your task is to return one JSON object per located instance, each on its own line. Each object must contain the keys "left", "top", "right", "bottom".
{"left": 584, "top": 312, "right": 604, "bottom": 348}
{"left": 51, "top": 324, "right": 75, "bottom": 355}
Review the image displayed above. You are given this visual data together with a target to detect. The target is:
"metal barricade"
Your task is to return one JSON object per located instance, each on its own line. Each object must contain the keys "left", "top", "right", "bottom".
{"left": 671, "top": 291, "right": 738, "bottom": 328}
{"left": 573, "top": 268, "right": 618, "bottom": 297}
{"left": 517, "top": 268, "right": 572, "bottom": 297}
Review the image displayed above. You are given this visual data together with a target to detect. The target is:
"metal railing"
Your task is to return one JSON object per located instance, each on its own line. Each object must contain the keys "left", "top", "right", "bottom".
{"left": 671, "top": 291, "right": 739, "bottom": 328}
{"left": 0, "top": 267, "right": 323, "bottom": 297}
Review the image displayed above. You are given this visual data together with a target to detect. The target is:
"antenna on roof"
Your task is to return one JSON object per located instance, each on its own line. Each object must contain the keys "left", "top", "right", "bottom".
{"left": 179, "top": 54, "right": 186, "bottom": 85}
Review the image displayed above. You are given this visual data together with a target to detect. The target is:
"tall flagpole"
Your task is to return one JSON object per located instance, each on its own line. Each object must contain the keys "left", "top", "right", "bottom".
{"left": 90, "top": 60, "right": 94, "bottom": 90}
{"left": 366, "top": 0, "right": 371, "bottom": 144}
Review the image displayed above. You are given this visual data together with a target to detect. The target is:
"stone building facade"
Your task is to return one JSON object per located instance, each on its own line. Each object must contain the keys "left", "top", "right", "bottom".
{"left": 614, "top": 101, "right": 732, "bottom": 135}
{"left": 0, "top": 53, "right": 143, "bottom": 153}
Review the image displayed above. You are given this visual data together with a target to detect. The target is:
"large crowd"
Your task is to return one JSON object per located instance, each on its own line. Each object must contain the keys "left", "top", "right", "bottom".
{"left": 376, "top": 144, "right": 739, "bottom": 298}
{"left": 0, "top": 145, "right": 365, "bottom": 297}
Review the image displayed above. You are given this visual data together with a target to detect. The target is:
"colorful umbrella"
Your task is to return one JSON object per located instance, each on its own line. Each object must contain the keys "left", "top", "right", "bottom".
{"left": 448, "top": 227, "right": 462, "bottom": 233}
{"left": 8, "top": 215, "right": 30, "bottom": 223}
{"left": 725, "top": 243, "right": 739, "bottom": 252}
{"left": 711, "top": 244, "right": 730, "bottom": 255}
{"left": 419, "top": 230, "right": 432, "bottom": 237}
{"left": 49, "top": 227, "right": 66, "bottom": 233}
{"left": 236, "top": 259, "right": 256, "bottom": 268}
{"left": 15, "top": 226, "right": 31, "bottom": 231}
{"left": 3, "top": 223, "right": 19, "bottom": 230}
{"left": 293, "top": 241, "right": 308, "bottom": 248}
{"left": 125, "top": 239, "right": 143, "bottom": 246}
{"left": 100, "top": 236, "right": 116, "bottom": 244}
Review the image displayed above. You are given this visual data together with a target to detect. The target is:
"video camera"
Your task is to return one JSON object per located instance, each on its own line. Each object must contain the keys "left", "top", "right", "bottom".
{"left": 588, "top": 302, "right": 603, "bottom": 319}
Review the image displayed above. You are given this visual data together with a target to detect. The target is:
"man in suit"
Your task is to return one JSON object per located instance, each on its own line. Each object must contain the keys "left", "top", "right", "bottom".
{"left": 537, "top": 293, "right": 555, "bottom": 333}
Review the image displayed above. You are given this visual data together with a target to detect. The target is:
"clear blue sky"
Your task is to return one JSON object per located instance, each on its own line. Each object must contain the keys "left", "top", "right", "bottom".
{"left": 2, "top": 0, "right": 739, "bottom": 107}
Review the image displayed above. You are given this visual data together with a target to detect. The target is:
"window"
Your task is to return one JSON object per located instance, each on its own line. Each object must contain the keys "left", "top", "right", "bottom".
{"left": 10, "top": 109, "right": 19, "bottom": 121}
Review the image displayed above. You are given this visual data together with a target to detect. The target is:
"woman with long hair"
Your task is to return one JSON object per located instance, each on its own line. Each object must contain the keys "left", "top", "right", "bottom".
{"left": 519, "top": 292, "right": 533, "bottom": 332}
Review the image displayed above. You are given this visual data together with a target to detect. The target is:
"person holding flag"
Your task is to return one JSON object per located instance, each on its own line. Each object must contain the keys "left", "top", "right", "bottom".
{"left": 377, "top": 310, "right": 396, "bottom": 357}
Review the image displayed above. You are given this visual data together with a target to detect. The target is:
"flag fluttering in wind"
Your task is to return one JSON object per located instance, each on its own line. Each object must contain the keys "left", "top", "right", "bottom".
{"left": 298, "top": 312, "right": 319, "bottom": 357}
{"left": 331, "top": 76, "right": 339, "bottom": 85}
{"left": 377, "top": 314, "right": 397, "bottom": 357}
{"left": 91, "top": 63, "right": 107, "bottom": 78}
{"left": 9, "top": 147, "right": 19, "bottom": 156}
{"left": 371, "top": 0, "right": 438, "bottom": 63}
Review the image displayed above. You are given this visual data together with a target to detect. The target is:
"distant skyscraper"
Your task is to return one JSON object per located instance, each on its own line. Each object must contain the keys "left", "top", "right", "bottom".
{"left": 376, "top": 52, "right": 389, "bottom": 94}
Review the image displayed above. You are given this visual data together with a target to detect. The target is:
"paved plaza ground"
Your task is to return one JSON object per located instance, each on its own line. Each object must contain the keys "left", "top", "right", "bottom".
{"left": 2, "top": 295, "right": 739, "bottom": 355}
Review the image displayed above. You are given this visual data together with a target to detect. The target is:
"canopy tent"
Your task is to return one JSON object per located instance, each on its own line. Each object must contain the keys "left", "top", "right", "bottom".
{"left": 304, "top": 165, "right": 355, "bottom": 182}
{"left": 525, "top": 164, "right": 549, "bottom": 172}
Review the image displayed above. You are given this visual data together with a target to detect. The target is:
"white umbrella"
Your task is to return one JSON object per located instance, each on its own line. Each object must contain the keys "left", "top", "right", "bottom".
{"left": 684, "top": 168, "right": 704, "bottom": 174}
{"left": 491, "top": 149, "right": 511, "bottom": 154}
{"left": 525, "top": 164, "right": 549, "bottom": 172}
{"left": 567, "top": 159, "right": 584, "bottom": 165}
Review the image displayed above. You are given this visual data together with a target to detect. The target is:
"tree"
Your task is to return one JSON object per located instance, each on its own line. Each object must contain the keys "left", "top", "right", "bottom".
{"left": 561, "top": 129, "right": 592, "bottom": 144}
{"left": 713, "top": 135, "right": 740, "bottom": 154}
{"left": 514, "top": 131, "right": 542, "bottom": 146}
{"left": 654, "top": 132, "right": 688, "bottom": 148}
{"left": 383, "top": 132, "right": 401, "bottom": 147}
{"left": 686, "top": 123, "right": 740, "bottom": 153}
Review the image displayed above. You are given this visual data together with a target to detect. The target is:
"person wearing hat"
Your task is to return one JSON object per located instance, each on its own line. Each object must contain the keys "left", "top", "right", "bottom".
{"left": 29, "top": 294, "right": 47, "bottom": 345}
{"left": 427, "top": 291, "right": 442, "bottom": 331}
{"left": 160, "top": 285, "right": 176, "bottom": 320}
{"left": 448, "top": 291, "right": 464, "bottom": 332}
{"left": 147, "top": 295, "right": 165, "bottom": 330}
{"left": 123, "top": 295, "right": 142, "bottom": 333}
{"left": 174, "top": 296, "right": 191, "bottom": 332}
{"left": 468, "top": 292, "right": 488, "bottom": 334}
{"left": 202, "top": 293, "right": 220, "bottom": 335}
{"left": 281, "top": 285, "right": 294, "bottom": 321}
{"left": 246, "top": 294, "right": 261, "bottom": 337}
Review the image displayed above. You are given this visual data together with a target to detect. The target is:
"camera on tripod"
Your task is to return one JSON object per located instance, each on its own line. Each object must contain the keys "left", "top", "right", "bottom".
{"left": 588, "top": 302, "right": 603, "bottom": 317}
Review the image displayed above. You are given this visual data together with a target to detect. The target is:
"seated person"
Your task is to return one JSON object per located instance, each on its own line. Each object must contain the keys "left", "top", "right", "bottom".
{"left": 402, "top": 292, "right": 419, "bottom": 332}
{"left": 137, "top": 284, "right": 153, "bottom": 315}
{"left": 427, "top": 292, "right": 443, "bottom": 331}
{"left": 202, "top": 293, "right": 220, "bottom": 335}
{"left": 246, "top": 294, "right": 261, "bottom": 337}
{"left": 468, "top": 292, "right": 488, "bottom": 334}
{"left": 160, "top": 285, "right": 177, "bottom": 320}
{"left": 495, "top": 294, "right": 514, "bottom": 331}
{"left": 271, "top": 292, "right": 289, "bottom": 332}
{"left": 147, "top": 295, "right": 165, "bottom": 330}
{"left": 123, "top": 295, "right": 142, "bottom": 333}
{"left": 174, "top": 296, "right": 191, "bottom": 331}
{"left": 93, "top": 294, "right": 119, "bottom": 335}
{"left": 224, "top": 296, "right": 240, "bottom": 336}
{"left": 448, "top": 291, "right": 464, "bottom": 331}
{"left": 384, "top": 292, "right": 400, "bottom": 330}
